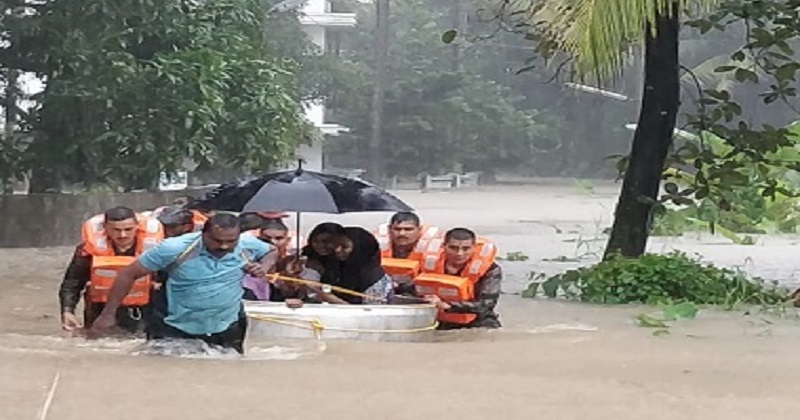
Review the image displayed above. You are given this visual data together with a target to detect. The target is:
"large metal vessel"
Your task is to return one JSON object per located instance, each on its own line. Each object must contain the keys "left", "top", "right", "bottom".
{"left": 244, "top": 301, "right": 438, "bottom": 343}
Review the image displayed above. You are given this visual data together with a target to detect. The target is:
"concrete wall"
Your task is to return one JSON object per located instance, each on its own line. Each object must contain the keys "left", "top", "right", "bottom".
{"left": 0, "top": 191, "right": 208, "bottom": 248}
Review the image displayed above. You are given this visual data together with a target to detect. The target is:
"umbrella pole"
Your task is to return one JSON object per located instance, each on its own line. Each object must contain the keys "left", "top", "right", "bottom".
{"left": 295, "top": 211, "right": 301, "bottom": 260}
{"left": 294, "top": 158, "right": 303, "bottom": 258}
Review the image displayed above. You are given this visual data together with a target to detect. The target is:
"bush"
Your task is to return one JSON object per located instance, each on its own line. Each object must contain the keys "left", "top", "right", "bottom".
{"left": 522, "top": 251, "right": 788, "bottom": 307}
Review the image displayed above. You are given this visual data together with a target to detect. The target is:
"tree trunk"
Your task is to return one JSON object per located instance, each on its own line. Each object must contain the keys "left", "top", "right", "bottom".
{"left": 450, "top": 0, "right": 467, "bottom": 72}
{"left": 2, "top": 69, "right": 19, "bottom": 194}
{"left": 28, "top": 166, "right": 60, "bottom": 193}
{"left": 448, "top": 0, "right": 468, "bottom": 174}
{"left": 603, "top": 6, "right": 680, "bottom": 259}
{"left": 368, "top": 0, "right": 390, "bottom": 184}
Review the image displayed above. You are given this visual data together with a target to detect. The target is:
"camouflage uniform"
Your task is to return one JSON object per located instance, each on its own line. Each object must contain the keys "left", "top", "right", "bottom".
{"left": 438, "top": 263, "right": 502, "bottom": 330}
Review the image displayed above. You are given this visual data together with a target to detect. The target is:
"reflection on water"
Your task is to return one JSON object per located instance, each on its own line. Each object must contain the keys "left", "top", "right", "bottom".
{"left": 524, "top": 323, "right": 599, "bottom": 334}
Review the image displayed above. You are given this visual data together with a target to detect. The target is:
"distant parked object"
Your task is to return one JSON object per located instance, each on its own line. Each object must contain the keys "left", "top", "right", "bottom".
{"left": 158, "top": 171, "right": 189, "bottom": 191}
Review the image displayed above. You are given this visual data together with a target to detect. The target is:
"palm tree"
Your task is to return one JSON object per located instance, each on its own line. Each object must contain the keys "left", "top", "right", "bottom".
{"left": 512, "top": 0, "right": 717, "bottom": 258}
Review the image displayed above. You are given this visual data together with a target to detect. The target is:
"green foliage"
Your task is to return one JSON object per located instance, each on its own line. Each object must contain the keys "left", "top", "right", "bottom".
{"left": 522, "top": 252, "right": 789, "bottom": 307}
{"left": 653, "top": 0, "right": 800, "bottom": 233}
{"left": 594, "top": 0, "right": 800, "bottom": 241}
{"left": 650, "top": 123, "right": 800, "bottom": 238}
{"left": 1, "top": 0, "right": 312, "bottom": 191}
{"left": 650, "top": 205, "right": 757, "bottom": 245}
{"left": 325, "top": 0, "right": 552, "bottom": 177}
{"left": 498, "top": 0, "right": 719, "bottom": 81}
{"left": 634, "top": 301, "right": 698, "bottom": 336}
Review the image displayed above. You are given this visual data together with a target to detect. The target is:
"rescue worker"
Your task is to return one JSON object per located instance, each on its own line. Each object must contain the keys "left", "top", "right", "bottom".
{"left": 419, "top": 228, "right": 502, "bottom": 329}
{"left": 145, "top": 206, "right": 198, "bottom": 335}
{"left": 142, "top": 205, "right": 207, "bottom": 232}
{"left": 89, "top": 214, "right": 276, "bottom": 354}
{"left": 58, "top": 206, "right": 163, "bottom": 333}
{"left": 156, "top": 206, "right": 197, "bottom": 238}
{"left": 376, "top": 212, "right": 441, "bottom": 259}
{"left": 375, "top": 212, "right": 441, "bottom": 295}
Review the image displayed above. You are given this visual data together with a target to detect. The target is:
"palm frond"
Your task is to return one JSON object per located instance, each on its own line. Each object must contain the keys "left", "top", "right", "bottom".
{"left": 513, "top": 0, "right": 719, "bottom": 81}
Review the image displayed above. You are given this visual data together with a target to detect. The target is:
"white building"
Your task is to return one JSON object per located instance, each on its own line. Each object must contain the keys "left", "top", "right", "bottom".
{"left": 292, "top": 0, "right": 356, "bottom": 172}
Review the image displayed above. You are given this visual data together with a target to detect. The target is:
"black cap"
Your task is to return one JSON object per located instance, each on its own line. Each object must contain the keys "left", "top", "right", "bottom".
{"left": 157, "top": 206, "right": 194, "bottom": 226}
{"left": 239, "top": 212, "right": 268, "bottom": 231}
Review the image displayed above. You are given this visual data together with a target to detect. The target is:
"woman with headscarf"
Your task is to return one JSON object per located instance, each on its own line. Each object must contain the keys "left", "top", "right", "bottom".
{"left": 300, "top": 225, "right": 393, "bottom": 304}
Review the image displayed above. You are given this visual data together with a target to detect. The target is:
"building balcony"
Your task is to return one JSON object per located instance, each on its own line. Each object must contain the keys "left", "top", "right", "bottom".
{"left": 299, "top": 12, "right": 357, "bottom": 27}
{"left": 318, "top": 123, "right": 350, "bottom": 136}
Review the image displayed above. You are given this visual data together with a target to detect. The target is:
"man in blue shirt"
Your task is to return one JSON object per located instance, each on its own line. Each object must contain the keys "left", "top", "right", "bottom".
{"left": 89, "top": 213, "right": 275, "bottom": 353}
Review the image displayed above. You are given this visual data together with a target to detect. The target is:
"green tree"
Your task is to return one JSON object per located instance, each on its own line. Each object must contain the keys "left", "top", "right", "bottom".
{"left": 0, "top": 0, "right": 28, "bottom": 193}
{"left": 326, "top": 0, "right": 547, "bottom": 179}
{"left": 650, "top": 0, "right": 800, "bottom": 237}
{"left": 503, "top": 0, "right": 718, "bottom": 258}
{"left": 1, "top": 0, "right": 312, "bottom": 192}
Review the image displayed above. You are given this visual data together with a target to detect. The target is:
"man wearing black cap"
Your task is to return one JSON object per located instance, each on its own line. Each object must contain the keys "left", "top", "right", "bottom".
{"left": 144, "top": 206, "right": 198, "bottom": 335}
{"left": 157, "top": 206, "right": 196, "bottom": 238}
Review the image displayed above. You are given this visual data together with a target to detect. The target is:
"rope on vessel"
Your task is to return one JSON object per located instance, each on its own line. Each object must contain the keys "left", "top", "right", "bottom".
{"left": 266, "top": 274, "right": 384, "bottom": 302}
{"left": 239, "top": 253, "right": 428, "bottom": 304}
{"left": 247, "top": 313, "right": 439, "bottom": 338}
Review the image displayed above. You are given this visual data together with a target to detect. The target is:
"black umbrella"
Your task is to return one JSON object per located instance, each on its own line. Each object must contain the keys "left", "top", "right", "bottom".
{"left": 192, "top": 168, "right": 412, "bottom": 214}
{"left": 190, "top": 167, "right": 414, "bottom": 250}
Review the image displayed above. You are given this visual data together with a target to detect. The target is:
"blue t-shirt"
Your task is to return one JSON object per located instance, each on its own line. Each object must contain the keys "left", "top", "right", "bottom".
{"left": 139, "top": 232, "right": 270, "bottom": 335}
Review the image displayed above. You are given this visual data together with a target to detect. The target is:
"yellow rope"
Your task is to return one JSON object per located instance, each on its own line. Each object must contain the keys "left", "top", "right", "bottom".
{"left": 240, "top": 252, "right": 389, "bottom": 303}
{"left": 265, "top": 274, "right": 428, "bottom": 304}
{"left": 247, "top": 313, "right": 439, "bottom": 335}
{"left": 265, "top": 274, "right": 384, "bottom": 302}
{"left": 248, "top": 314, "right": 326, "bottom": 340}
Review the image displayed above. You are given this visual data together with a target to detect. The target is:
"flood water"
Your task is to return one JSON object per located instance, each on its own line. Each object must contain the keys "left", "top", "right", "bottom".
{"left": 3, "top": 180, "right": 800, "bottom": 419}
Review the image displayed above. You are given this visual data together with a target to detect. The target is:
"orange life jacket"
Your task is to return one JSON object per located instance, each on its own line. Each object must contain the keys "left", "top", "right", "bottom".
{"left": 381, "top": 257, "right": 421, "bottom": 288}
{"left": 375, "top": 223, "right": 442, "bottom": 260}
{"left": 81, "top": 213, "right": 164, "bottom": 306}
{"left": 81, "top": 213, "right": 164, "bottom": 256}
{"left": 376, "top": 224, "right": 441, "bottom": 289}
{"left": 190, "top": 210, "right": 207, "bottom": 231}
{"left": 88, "top": 256, "right": 152, "bottom": 307}
{"left": 414, "top": 239, "right": 498, "bottom": 325}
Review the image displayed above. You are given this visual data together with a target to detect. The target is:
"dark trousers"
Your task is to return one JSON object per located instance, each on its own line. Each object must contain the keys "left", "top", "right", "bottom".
{"left": 84, "top": 301, "right": 145, "bottom": 334}
{"left": 438, "top": 316, "right": 502, "bottom": 330}
{"left": 146, "top": 309, "right": 249, "bottom": 354}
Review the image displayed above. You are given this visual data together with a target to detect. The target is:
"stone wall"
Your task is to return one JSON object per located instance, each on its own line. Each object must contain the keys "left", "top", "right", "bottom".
{"left": 0, "top": 190, "right": 209, "bottom": 248}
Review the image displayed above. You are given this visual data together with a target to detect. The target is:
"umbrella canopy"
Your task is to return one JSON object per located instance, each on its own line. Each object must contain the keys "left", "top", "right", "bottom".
{"left": 190, "top": 169, "right": 413, "bottom": 214}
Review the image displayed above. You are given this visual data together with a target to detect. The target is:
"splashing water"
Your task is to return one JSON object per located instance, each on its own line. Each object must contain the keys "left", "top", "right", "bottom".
{"left": 130, "top": 337, "right": 327, "bottom": 360}
{"left": 130, "top": 338, "right": 243, "bottom": 359}
{"left": 0, "top": 333, "right": 327, "bottom": 361}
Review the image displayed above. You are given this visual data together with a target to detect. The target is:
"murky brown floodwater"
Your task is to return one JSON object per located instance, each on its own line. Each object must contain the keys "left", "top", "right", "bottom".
{"left": 3, "top": 181, "right": 800, "bottom": 419}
